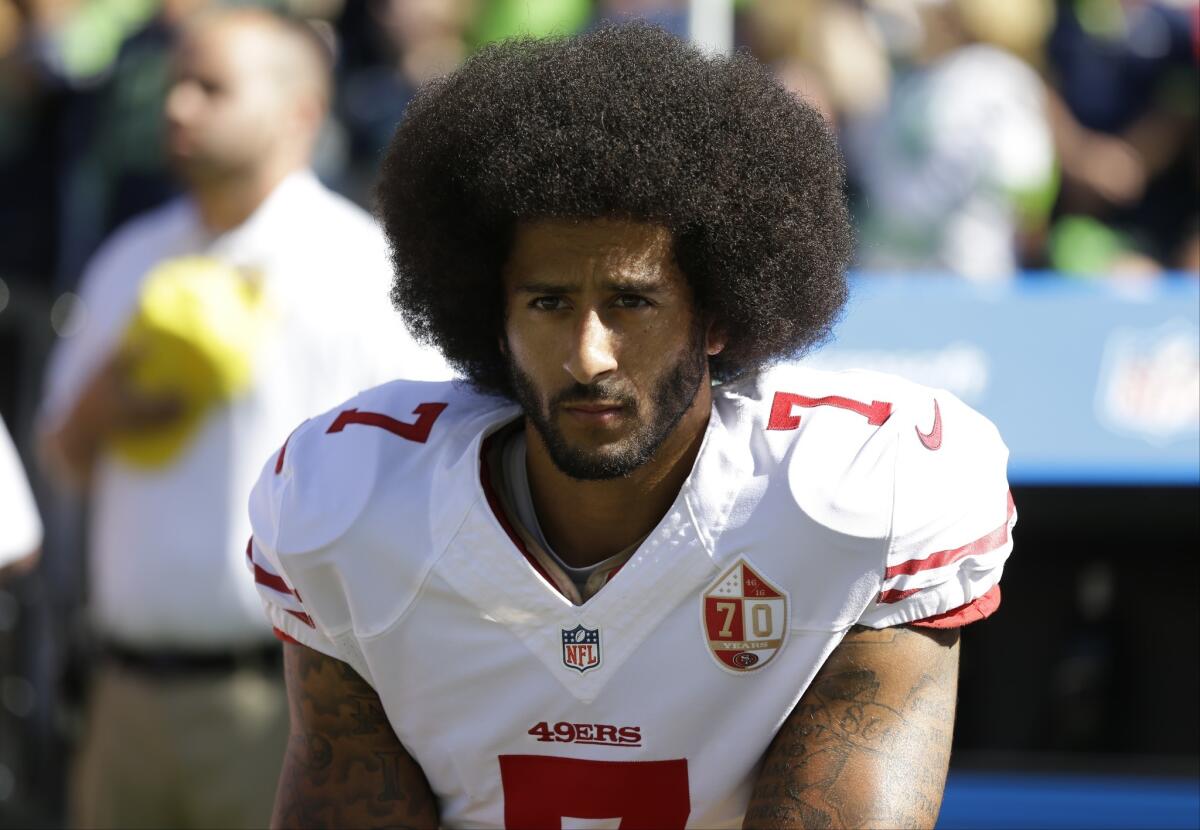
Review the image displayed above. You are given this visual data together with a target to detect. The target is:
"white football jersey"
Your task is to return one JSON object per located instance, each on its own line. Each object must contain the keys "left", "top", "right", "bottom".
{"left": 248, "top": 363, "right": 1014, "bottom": 828}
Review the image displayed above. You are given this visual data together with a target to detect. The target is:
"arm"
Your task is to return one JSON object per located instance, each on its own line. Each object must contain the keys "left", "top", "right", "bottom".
{"left": 41, "top": 350, "right": 182, "bottom": 486}
{"left": 744, "top": 625, "right": 959, "bottom": 830}
{"left": 273, "top": 642, "right": 440, "bottom": 829}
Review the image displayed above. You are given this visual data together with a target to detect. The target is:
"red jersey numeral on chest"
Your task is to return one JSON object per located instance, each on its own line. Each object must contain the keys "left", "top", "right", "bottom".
{"left": 325, "top": 402, "right": 447, "bottom": 443}
{"left": 499, "top": 755, "right": 689, "bottom": 829}
{"left": 766, "top": 391, "right": 892, "bottom": 430}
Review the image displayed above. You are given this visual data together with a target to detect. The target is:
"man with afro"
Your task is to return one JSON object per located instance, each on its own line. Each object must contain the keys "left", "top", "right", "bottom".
{"left": 249, "top": 23, "right": 1014, "bottom": 828}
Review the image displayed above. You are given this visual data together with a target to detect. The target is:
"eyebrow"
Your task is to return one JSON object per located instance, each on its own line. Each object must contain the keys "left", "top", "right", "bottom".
{"left": 513, "top": 275, "right": 663, "bottom": 294}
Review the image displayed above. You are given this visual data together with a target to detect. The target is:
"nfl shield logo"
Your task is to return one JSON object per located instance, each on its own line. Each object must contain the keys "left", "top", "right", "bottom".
{"left": 561, "top": 625, "right": 602, "bottom": 674}
{"left": 701, "top": 558, "right": 788, "bottom": 673}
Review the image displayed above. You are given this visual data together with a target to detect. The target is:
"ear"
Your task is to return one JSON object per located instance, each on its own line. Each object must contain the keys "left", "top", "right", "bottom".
{"left": 295, "top": 95, "right": 325, "bottom": 135}
{"left": 705, "top": 321, "right": 728, "bottom": 357}
{"left": 497, "top": 333, "right": 509, "bottom": 356}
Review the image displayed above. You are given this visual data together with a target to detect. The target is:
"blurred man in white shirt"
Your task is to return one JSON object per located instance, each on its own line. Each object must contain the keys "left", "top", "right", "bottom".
{"left": 38, "top": 8, "right": 451, "bottom": 828}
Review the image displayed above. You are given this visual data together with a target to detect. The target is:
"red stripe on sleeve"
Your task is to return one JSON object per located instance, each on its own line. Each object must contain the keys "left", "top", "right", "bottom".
{"left": 885, "top": 492, "right": 1015, "bottom": 579}
{"left": 910, "top": 585, "right": 1002, "bottom": 629}
{"left": 248, "top": 538, "right": 305, "bottom": 602}
{"left": 878, "top": 586, "right": 922, "bottom": 604}
{"left": 274, "top": 434, "right": 292, "bottom": 474}
{"left": 254, "top": 563, "right": 294, "bottom": 596}
{"left": 286, "top": 609, "right": 315, "bottom": 628}
{"left": 273, "top": 627, "right": 301, "bottom": 645}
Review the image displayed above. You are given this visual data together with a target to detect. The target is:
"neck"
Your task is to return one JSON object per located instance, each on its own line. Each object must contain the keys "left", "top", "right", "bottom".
{"left": 524, "top": 380, "right": 713, "bottom": 567}
{"left": 189, "top": 158, "right": 302, "bottom": 233}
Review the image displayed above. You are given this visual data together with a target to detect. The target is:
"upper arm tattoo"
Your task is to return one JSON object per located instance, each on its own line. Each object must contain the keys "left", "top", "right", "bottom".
{"left": 744, "top": 625, "right": 960, "bottom": 830}
{"left": 273, "top": 643, "right": 440, "bottom": 829}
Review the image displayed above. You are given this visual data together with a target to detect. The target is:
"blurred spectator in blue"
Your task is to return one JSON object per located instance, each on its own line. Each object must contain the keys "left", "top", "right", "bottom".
{"left": 595, "top": 0, "right": 688, "bottom": 34}
{"left": 843, "top": 0, "right": 1059, "bottom": 279}
{"left": 0, "top": 0, "right": 64, "bottom": 288}
{"left": 333, "top": 0, "right": 477, "bottom": 203}
{"left": 0, "top": 0, "right": 161, "bottom": 290}
{"left": 1044, "top": 0, "right": 1199, "bottom": 277}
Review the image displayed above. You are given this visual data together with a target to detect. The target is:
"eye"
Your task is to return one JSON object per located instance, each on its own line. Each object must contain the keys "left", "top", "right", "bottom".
{"left": 613, "top": 294, "right": 652, "bottom": 309}
{"left": 529, "top": 296, "right": 567, "bottom": 311}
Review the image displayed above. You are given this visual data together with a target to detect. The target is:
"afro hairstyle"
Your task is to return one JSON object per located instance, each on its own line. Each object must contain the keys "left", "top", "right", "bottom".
{"left": 376, "top": 22, "right": 852, "bottom": 398}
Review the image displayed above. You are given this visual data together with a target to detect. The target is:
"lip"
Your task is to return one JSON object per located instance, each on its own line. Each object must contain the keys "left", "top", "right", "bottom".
{"left": 562, "top": 403, "right": 627, "bottom": 425}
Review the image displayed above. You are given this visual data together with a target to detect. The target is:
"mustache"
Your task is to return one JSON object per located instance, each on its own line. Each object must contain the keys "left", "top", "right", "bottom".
{"left": 550, "top": 382, "right": 638, "bottom": 410}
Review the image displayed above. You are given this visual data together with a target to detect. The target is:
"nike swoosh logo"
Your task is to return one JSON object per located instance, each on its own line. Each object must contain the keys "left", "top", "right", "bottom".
{"left": 916, "top": 399, "right": 943, "bottom": 451}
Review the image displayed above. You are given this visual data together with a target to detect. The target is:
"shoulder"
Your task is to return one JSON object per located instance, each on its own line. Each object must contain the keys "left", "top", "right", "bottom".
{"left": 714, "top": 362, "right": 1009, "bottom": 537}
{"left": 248, "top": 379, "right": 517, "bottom": 636}
{"left": 719, "top": 361, "right": 1002, "bottom": 457}
{"left": 252, "top": 378, "right": 513, "bottom": 557}
{"left": 293, "top": 176, "right": 384, "bottom": 243}
{"left": 79, "top": 199, "right": 195, "bottom": 294}
{"left": 716, "top": 362, "right": 1014, "bottom": 629}
{"left": 247, "top": 379, "right": 518, "bottom": 673}
{"left": 285, "top": 177, "right": 392, "bottom": 280}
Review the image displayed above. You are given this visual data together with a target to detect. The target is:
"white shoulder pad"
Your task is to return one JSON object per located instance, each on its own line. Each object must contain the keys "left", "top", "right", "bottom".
{"left": 248, "top": 378, "right": 511, "bottom": 647}
{"left": 718, "top": 364, "right": 1013, "bottom": 630}
{"left": 723, "top": 364, "right": 914, "bottom": 541}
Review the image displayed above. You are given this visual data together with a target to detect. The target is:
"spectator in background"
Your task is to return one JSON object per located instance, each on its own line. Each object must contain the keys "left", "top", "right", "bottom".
{"left": 844, "top": 0, "right": 1058, "bottom": 279}
{"left": 54, "top": 0, "right": 213, "bottom": 289}
{"left": 1044, "top": 0, "right": 1199, "bottom": 277}
{"left": 333, "top": 0, "right": 477, "bottom": 203}
{"left": 0, "top": 414, "right": 41, "bottom": 583}
{"left": 36, "top": 8, "right": 450, "bottom": 828}
{"left": 743, "top": 0, "right": 892, "bottom": 127}
{"left": 593, "top": 0, "right": 688, "bottom": 33}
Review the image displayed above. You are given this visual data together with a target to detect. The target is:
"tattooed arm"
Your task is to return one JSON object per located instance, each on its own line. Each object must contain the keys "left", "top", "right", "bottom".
{"left": 272, "top": 642, "right": 440, "bottom": 829}
{"left": 744, "top": 625, "right": 960, "bottom": 830}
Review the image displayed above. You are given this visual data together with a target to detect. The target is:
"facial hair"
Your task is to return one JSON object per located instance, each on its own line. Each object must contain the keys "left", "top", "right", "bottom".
{"left": 506, "top": 327, "right": 709, "bottom": 481}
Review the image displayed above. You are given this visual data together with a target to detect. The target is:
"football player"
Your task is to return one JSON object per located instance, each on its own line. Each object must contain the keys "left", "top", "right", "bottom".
{"left": 249, "top": 24, "right": 1015, "bottom": 829}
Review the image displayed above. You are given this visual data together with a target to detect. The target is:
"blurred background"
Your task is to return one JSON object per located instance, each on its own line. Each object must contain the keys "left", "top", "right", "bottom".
{"left": 0, "top": 0, "right": 1197, "bottom": 827}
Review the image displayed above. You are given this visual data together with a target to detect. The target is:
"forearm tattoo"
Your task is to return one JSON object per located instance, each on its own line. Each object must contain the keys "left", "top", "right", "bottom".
{"left": 272, "top": 645, "right": 439, "bottom": 829}
{"left": 744, "top": 626, "right": 959, "bottom": 829}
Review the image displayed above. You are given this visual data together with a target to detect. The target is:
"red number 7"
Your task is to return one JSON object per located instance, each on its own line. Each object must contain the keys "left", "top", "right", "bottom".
{"left": 766, "top": 391, "right": 892, "bottom": 430}
{"left": 499, "top": 755, "right": 690, "bottom": 828}
{"left": 325, "top": 402, "right": 447, "bottom": 443}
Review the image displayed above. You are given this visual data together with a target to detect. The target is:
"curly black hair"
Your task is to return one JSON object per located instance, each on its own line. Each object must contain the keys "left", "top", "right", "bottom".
{"left": 376, "top": 22, "right": 851, "bottom": 398}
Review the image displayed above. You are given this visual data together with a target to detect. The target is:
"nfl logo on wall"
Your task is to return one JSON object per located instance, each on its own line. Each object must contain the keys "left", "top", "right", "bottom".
{"left": 702, "top": 559, "right": 787, "bottom": 673}
{"left": 562, "top": 625, "right": 601, "bottom": 674}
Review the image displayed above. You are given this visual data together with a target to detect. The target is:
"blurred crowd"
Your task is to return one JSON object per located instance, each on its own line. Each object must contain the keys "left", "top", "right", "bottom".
{"left": 0, "top": 0, "right": 1197, "bottom": 292}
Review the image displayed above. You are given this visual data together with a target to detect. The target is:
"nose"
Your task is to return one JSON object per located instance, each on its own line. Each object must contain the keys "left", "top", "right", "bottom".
{"left": 563, "top": 309, "right": 618, "bottom": 384}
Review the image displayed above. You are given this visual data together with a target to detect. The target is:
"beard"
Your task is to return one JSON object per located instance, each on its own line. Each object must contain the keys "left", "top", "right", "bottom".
{"left": 506, "top": 328, "right": 709, "bottom": 481}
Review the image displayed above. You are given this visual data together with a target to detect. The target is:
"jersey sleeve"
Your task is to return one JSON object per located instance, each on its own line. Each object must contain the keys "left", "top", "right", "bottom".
{"left": 245, "top": 418, "right": 376, "bottom": 683}
{"left": 245, "top": 532, "right": 333, "bottom": 652}
{"left": 857, "top": 390, "right": 1016, "bottom": 630}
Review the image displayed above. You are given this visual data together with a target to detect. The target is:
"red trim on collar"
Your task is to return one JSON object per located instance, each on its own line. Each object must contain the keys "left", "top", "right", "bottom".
{"left": 478, "top": 431, "right": 566, "bottom": 599}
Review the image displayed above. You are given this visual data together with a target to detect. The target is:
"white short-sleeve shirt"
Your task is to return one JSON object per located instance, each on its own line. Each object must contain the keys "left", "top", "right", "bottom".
{"left": 40, "top": 170, "right": 453, "bottom": 649}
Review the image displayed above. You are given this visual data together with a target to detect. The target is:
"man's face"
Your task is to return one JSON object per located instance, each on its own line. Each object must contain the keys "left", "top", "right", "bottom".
{"left": 164, "top": 22, "right": 292, "bottom": 181}
{"left": 503, "top": 219, "right": 718, "bottom": 480}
